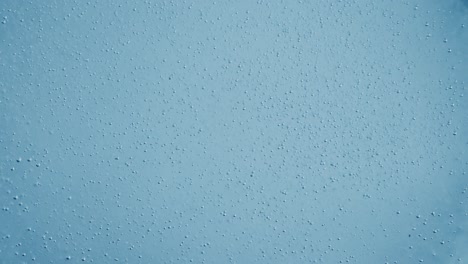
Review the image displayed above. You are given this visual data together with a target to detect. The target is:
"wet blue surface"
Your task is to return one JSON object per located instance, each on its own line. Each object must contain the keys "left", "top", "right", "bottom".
{"left": 0, "top": 0, "right": 467, "bottom": 263}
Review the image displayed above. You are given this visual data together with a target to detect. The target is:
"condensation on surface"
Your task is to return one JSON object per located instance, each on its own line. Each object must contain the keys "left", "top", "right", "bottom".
{"left": 0, "top": 0, "right": 467, "bottom": 263}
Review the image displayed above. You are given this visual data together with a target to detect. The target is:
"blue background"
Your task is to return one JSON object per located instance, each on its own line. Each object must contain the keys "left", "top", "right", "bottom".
{"left": 1, "top": 0, "right": 467, "bottom": 263}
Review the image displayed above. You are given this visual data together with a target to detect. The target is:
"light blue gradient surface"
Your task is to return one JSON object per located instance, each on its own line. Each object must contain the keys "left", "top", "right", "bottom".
{"left": 1, "top": 0, "right": 467, "bottom": 263}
